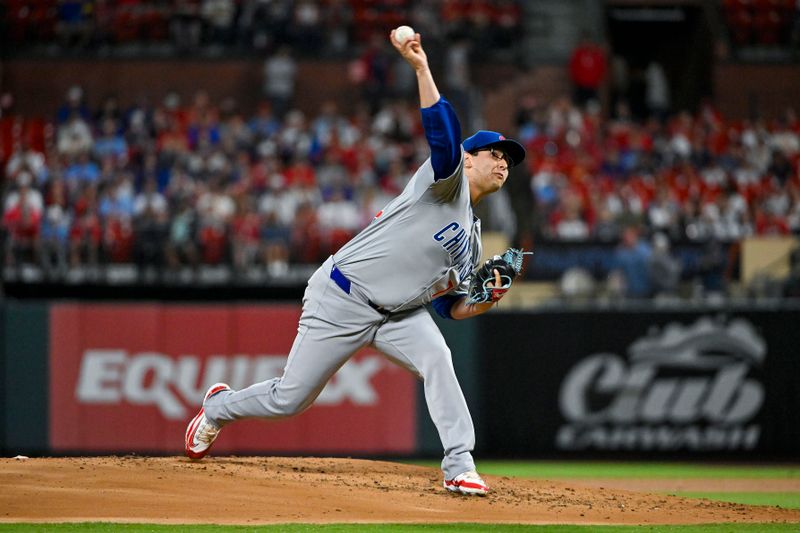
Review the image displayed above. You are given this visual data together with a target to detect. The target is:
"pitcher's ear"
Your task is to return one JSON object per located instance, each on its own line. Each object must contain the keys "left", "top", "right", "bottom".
{"left": 463, "top": 152, "right": 473, "bottom": 168}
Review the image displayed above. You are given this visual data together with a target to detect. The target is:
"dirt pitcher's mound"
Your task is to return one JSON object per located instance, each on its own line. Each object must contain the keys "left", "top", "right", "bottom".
{"left": 1, "top": 456, "right": 798, "bottom": 525}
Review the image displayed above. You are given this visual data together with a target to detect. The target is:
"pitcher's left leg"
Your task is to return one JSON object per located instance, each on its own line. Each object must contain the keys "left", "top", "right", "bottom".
{"left": 372, "top": 309, "right": 476, "bottom": 481}
{"left": 206, "top": 263, "right": 375, "bottom": 423}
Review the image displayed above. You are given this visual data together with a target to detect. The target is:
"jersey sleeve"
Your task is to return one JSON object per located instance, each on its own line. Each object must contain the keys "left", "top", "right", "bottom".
{"left": 420, "top": 97, "right": 462, "bottom": 182}
{"left": 430, "top": 293, "right": 463, "bottom": 319}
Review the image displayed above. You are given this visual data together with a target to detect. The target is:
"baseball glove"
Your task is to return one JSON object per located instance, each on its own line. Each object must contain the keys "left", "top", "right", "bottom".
{"left": 467, "top": 248, "right": 532, "bottom": 304}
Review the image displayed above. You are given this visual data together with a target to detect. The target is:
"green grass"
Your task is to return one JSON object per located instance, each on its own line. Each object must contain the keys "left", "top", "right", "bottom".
{"left": 408, "top": 461, "right": 800, "bottom": 479}
{"left": 673, "top": 491, "right": 800, "bottom": 509}
{"left": 0, "top": 525, "right": 798, "bottom": 533}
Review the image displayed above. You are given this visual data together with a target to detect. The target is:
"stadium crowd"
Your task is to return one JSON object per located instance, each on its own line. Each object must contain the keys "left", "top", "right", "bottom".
{"left": 2, "top": 82, "right": 799, "bottom": 282}
{"left": 2, "top": 1, "right": 799, "bottom": 296}
{"left": 3, "top": 0, "right": 523, "bottom": 59}
{"left": 517, "top": 96, "right": 800, "bottom": 243}
{"left": 1, "top": 86, "right": 436, "bottom": 276}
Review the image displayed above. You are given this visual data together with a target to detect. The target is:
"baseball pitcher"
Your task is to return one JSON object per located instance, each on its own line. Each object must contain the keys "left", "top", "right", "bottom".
{"left": 185, "top": 28, "right": 528, "bottom": 496}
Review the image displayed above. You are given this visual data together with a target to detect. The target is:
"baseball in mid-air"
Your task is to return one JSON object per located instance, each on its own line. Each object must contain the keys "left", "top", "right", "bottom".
{"left": 394, "top": 25, "right": 415, "bottom": 44}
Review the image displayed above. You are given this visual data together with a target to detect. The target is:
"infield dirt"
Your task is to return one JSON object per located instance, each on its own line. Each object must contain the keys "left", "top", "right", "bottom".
{"left": 1, "top": 456, "right": 798, "bottom": 525}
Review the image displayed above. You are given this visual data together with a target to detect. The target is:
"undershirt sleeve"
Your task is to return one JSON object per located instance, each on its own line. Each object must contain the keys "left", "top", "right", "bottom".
{"left": 430, "top": 293, "right": 464, "bottom": 319}
{"left": 420, "top": 97, "right": 462, "bottom": 182}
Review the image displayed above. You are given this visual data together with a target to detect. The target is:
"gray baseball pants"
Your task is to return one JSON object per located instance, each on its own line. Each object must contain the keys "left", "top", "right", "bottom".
{"left": 204, "top": 256, "right": 476, "bottom": 480}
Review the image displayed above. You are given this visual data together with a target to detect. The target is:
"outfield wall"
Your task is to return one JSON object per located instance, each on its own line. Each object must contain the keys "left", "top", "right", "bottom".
{"left": 478, "top": 309, "right": 800, "bottom": 459}
{"left": 1, "top": 300, "right": 798, "bottom": 459}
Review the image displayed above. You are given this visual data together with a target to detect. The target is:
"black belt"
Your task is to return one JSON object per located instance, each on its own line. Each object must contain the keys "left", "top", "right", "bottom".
{"left": 330, "top": 265, "right": 389, "bottom": 315}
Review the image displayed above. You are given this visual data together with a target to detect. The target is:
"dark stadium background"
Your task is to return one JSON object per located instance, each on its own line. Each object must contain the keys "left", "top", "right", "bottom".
{"left": 1, "top": 0, "right": 798, "bottom": 459}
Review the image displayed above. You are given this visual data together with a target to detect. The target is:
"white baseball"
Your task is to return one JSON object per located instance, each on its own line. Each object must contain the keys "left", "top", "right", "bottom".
{"left": 395, "top": 25, "right": 415, "bottom": 44}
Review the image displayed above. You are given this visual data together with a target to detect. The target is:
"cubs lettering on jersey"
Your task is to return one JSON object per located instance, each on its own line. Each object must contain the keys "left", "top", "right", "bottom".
{"left": 434, "top": 221, "right": 474, "bottom": 282}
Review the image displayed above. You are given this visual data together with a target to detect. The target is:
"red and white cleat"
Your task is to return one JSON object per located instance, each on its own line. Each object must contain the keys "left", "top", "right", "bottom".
{"left": 443, "top": 471, "right": 490, "bottom": 496}
{"left": 184, "top": 383, "right": 230, "bottom": 460}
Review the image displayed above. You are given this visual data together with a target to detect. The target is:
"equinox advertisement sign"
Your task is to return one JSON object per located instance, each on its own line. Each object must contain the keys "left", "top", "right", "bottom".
{"left": 49, "top": 303, "right": 416, "bottom": 454}
{"left": 481, "top": 310, "right": 800, "bottom": 458}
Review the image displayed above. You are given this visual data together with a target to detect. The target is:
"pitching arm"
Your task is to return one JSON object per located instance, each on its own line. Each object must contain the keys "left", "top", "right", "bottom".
{"left": 390, "top": 29, "right": 461, "bottom": 181}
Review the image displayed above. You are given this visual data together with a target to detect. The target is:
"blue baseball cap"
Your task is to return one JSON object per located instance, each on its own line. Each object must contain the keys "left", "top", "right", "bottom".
{"left": 462, "top": 130, "right": 526, "bottom": 168}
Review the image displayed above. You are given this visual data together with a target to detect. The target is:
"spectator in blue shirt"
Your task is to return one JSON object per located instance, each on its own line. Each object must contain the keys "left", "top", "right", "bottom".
{"left": 94, "top": 118, "right": 129, "bottom": 164}
{"left": 64, "top": 152, "right": 101, "bottom": 187}
{"left": 613, "top": 225, "right": 653, "bottom": 298}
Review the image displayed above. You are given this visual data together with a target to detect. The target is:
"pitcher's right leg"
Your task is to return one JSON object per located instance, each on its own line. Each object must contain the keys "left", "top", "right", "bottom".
{"left": 372, "top": 308, "right": 479, "bottom": 487}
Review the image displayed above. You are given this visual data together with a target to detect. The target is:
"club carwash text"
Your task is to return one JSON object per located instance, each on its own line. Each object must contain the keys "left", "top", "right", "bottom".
{"left": 556, "top": 317, "right": 766, "bottom": 451}
{"left": 75, "top": 350, "right": 386, "bottom": 419}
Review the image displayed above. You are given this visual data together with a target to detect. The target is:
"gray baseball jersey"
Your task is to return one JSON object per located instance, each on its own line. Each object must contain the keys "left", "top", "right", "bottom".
{"left": 333, "top": 154, "right": 482, "bottom": 311}
{"left": 204, "top": 152, "right": 482, "bottom": 480}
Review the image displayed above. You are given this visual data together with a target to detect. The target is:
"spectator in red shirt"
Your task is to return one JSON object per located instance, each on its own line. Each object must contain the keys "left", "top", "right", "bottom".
{"left": 231, "top": 196, "right": 262, "bottom": 272}
{"left": 569, "top": 32, "right": 608, "bottom": 108}
{"left": 754, "top": 203, "right": 791, "bottom": 235}
{"left": 3, "top": 179, "right": 43, "bottom": 266}
{"left": 69, "top": 196, "right": 102, "bottom": 268}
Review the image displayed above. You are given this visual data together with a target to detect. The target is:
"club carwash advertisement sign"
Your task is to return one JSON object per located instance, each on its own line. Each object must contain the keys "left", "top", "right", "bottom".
{"left": 49, "top": 303, "right": 416, "bottom": 454}
{"left": 556, "top": 317, "right": 765, "bottom": 451}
